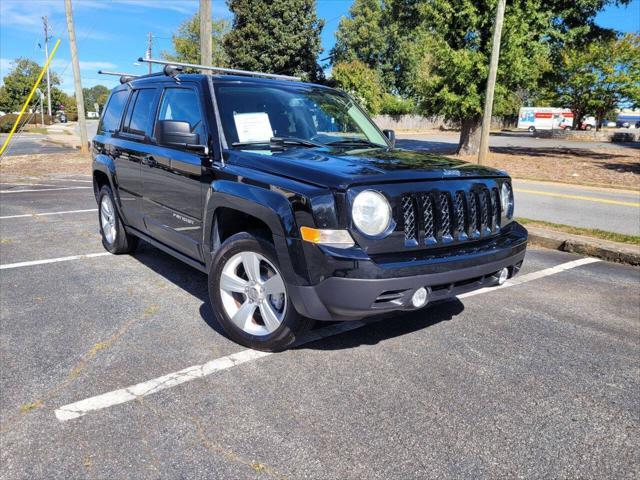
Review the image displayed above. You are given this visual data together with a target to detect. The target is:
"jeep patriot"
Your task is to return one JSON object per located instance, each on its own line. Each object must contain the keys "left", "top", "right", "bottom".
{"left": 92, "top": 61, "right": 527, "bottom": 351}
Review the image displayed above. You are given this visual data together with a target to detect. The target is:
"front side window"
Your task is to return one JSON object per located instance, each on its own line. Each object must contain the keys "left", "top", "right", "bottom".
{"left": 99, "top": 90, "right": 129, "bottom": 133}
{"left": 123, "top": 89, "right": 157, "bottom": 136}
{"left": 214, "top": 84, "right": 388, "bottom": 148}
{"left": 157, "top": 88, "right": 204, "bottom": 138}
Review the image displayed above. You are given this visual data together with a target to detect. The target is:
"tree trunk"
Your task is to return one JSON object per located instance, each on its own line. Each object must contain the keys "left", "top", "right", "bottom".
{"left": 457, "top": 116, "right": 482, "bottom": 156}
{"left": 572, "top": 110, "right": 583, "bottom": 130}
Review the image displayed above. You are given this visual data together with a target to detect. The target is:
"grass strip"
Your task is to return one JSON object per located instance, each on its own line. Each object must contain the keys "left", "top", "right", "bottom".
{"left": 517, "top": 217, "right": 640, "bottom": 246}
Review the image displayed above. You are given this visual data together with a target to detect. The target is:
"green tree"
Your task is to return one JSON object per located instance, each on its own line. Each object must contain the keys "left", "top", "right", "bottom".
{"left": 331, "top": 60, "right": 384, "bottom": 114}
{"left": 332, "top": 0, "right": 630, "bottom": 154}
{"left": 331, "top": 0, "right": 387, "bottom": 75}
{"left": 224, "top": 0, "right": 324, "bottom": 81}
{"left": 82, "top": 85, "right": 110, "bottom": 113}
{"left": 395, "top": 1, "right": 553, "bottom": 154}
{"left": 162, "top": 13, "right": 229, "bottom": 67}
{"left": 551, "top": 34, "right": 640, "bottom": 130}
{"left": 0, "top": 58, "right": 61, "bottom": 113}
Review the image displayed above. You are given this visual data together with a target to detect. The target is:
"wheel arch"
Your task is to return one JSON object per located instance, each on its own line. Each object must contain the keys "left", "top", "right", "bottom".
{"left": 204, "top": 180, "right": 308, "bottom": 286}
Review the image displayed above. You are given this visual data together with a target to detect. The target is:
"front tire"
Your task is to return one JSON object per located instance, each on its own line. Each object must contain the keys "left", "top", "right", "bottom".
{"left": 98, "top": 185, "right": 138, "bottom": 254}
{"left": 209, "top": 232, "right": 313, "bottom": 352}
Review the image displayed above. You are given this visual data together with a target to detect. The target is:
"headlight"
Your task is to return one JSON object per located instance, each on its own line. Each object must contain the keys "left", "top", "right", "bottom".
{"left": 352, "top": 190, "right": 392, "bottom": 237}
{"left": 501, "top": 182, "right": 514, "bottom": 218}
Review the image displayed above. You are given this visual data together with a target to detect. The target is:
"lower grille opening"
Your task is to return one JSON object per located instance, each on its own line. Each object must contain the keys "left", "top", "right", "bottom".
{"left": 374, "top": 289, "right": 407, "bottom": 303}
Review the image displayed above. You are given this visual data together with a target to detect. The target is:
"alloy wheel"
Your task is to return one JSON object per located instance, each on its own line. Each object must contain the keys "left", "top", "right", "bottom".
{"left": 100, "top": 195, "right": 117, "bottom": 245}
{"left": 219, "top": 251, "right": 287, "bottom": 336}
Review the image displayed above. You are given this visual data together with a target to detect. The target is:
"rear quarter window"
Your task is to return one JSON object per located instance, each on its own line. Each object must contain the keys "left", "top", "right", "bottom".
{"left": 98, "top": 90, "right": 129, "bottom": 134}
{"left": 123, "top": 89, "right": 158, "bottom": 137}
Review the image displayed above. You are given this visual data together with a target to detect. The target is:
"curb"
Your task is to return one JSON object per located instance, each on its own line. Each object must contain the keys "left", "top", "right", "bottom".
{"left": 527, "top": 226, "right": 640, "bottom": 266}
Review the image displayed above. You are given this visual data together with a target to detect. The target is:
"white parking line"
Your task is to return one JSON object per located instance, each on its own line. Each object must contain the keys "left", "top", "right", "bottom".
{"left": 0, "top": 209, "right": 97, "bottom": 220}
{"left": 0, "top": 183, "right": 58, "bottom": 187}
{"left": 0, "top": 186, "right": 92, "bottom": 194}
{"left": 54, "top": 256, "right": 600, "bottom": 422}
{"left": 0, "top": 252, "right": 110, "bottom": 270}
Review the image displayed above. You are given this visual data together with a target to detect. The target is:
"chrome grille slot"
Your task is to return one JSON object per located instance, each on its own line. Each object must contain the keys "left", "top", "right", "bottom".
{"left": 437, "top": 192, "right": 453, "bottom": 242}
{"left": 419, "top": 193, "right": 436, "bottom": 244}
{"left": 401, "top": 195, "right": 417, "bottom": 245}
{"left": 454, "top": 191, "right": 467, "bottom": 240}
{"left": 479, "top": 188, "right": 491, "bottom": 235}
{"left": 467, "top": 191, "right": 479, "bottom": 237}
{"left": 491, "top": 188, "right": 500, "bottom": 231}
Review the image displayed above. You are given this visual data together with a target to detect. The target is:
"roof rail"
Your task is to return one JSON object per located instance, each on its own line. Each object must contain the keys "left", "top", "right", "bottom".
{"left": 98, "top": 70, "right": 140, "bottom": 84}
{"left": 138, "top": 57, "right": 302, "bottom": 82}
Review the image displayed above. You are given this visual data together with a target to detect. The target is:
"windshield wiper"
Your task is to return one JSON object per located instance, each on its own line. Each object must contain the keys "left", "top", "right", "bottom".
{"left": 270, "top": 137, "right": 325, "bottom": 149}
{"left": 231, "top": 137, "right": 324, "bottom": 150}
{"left": 325, "top": 138, "right": 385, "bottom": 148}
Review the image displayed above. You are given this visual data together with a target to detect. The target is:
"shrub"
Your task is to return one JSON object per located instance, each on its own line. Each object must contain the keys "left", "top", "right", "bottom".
{"left": 0, "top": 113, "right": 55, "bottom": 132}
{"left": 380, "top": 94, "right": 416, "bottom": 116}
{"left": 331, "top": 60, "right": 384, "bottom": 115}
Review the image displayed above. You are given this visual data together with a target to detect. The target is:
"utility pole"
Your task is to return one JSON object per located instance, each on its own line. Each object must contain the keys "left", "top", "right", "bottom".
{"left": 199, "top": 0, "right": 212, "bottom": 74}
{"left": 146, "top": 32, "right": 153, "bottom": 74}
{"left": 65, "top": 0, "right": 88, "bottom": 153}
{"left": 478, "top": 0, "right": 506, "bottom": 165}
{"left": 42, "top": 16, "right": 52, "bottom": 116}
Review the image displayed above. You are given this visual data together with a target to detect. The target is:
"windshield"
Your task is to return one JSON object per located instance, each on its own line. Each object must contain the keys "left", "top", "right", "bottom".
{"left": 214, "top": 83, "right": 388, "bottom": 149}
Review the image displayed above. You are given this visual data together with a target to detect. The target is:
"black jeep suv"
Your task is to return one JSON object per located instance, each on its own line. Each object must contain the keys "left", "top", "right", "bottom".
{"left": 92, "top": 67, "right": 527, "bottom": 351}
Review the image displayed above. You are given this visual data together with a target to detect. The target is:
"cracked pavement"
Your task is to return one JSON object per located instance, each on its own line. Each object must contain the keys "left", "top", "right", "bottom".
{"left": 1, "top": 176, "right": 639, "bottom": 479}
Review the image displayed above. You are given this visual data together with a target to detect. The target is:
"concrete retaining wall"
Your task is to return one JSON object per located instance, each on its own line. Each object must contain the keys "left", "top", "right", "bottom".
{"left": 533, "top": 129, "right": 640, "bottom": 143}
{"left": 372, "top": 115, "right": 517, "bottom": 131}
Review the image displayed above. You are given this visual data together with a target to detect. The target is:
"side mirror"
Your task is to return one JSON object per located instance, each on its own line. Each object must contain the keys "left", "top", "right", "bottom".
{"left": 157, "top": 120, "right": 207, "bottom": 153}
{"left": 383, "top": 129, "right": 396, "bottom": 147}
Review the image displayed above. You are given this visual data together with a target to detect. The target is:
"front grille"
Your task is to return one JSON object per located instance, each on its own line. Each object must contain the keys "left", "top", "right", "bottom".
{"left": 401, "top": 185, "right": 501, "bottom": 247}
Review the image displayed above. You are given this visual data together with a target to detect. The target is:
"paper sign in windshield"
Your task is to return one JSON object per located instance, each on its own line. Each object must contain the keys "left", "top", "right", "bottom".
{"left": 233, "top": 112, "right": 273, "bottom": 143}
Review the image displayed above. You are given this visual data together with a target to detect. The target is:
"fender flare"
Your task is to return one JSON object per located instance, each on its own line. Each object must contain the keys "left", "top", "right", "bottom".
{"left": 92, "top": 154, "right": 128, "bottom": 221}
{"left": 203, "top": 180, "right": 308, "bottom": 285}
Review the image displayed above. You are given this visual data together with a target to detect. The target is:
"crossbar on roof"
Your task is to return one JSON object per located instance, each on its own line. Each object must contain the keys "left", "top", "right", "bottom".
{"left": 138, "top": 57, "right": 302, "bottom": 82}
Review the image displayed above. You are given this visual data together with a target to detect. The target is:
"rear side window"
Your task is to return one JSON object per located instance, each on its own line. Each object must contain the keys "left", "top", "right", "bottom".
{"left": 123, "top": 89, "right": 157, "bottom": 136}
{"left": 99, "top": 90, "right": 129, "bottom": 133}
{"left": 157, "top": 88, "right": 204, "bottom": 138}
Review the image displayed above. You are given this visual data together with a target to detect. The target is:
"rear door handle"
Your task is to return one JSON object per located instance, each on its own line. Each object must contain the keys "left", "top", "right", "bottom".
{"left": 141, "top": 155, "right": 157, "bottom": 167}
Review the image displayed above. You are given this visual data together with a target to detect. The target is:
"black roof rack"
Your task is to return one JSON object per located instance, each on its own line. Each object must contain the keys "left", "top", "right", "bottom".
{"left": 138, "top": 57, "right": 302, "bottom": 81}
{"left": 97, "top": 70, "right": 141, "bottom": 84}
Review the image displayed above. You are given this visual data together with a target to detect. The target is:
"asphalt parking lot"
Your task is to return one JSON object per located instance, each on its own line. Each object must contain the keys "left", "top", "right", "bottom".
{"left": 1, "top": 176, "right": 639, "bottom": 479}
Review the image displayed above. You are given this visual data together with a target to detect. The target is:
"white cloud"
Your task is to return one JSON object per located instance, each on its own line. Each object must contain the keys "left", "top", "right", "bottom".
{"left": 79, "top": 61, "right": 118, "bottom": 70}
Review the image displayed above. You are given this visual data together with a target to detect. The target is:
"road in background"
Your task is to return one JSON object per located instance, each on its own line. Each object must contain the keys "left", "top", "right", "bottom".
{"left": 0, "top": 134, "right": 74, "bottom": 157}
{"left": 397, "top": 130, "right": 640, "bottom": 152}
{"left": 514, "top": 180, "right": 640, "bottom": 235}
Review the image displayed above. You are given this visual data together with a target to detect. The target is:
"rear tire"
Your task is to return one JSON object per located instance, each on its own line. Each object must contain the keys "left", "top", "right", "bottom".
{"left": 98, "top": 185, "right": 138, "bottom": 254}
{"left": 528, "top": 126, "right": 535, "bottom": 133}
{"left": 209, "top": 232, "right": 313, "bottom": 352}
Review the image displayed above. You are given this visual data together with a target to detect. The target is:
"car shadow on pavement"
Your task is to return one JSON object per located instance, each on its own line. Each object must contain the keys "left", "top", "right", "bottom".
{"left": 295, "top": 299, "right": 465, "bottom": 351}
{"left": 131, "top": 241, "right": 467, "bottom": 349}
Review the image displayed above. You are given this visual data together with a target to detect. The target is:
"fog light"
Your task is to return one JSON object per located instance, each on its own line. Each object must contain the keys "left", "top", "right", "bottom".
{"left": 497, "top": 268, "right": 509, "bottom": 285}
{"left": 411, "top": 287, "right": 429, "bottom": 308}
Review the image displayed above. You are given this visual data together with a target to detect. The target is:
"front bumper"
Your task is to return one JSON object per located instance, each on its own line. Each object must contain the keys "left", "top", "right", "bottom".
{"left": 288, "top": 222, "right": 527, "bottom": 321}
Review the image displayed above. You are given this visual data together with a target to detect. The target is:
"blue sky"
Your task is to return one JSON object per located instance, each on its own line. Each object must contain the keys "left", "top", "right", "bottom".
{"left": 1, "top": 0, "right": 638, "bottom": 93}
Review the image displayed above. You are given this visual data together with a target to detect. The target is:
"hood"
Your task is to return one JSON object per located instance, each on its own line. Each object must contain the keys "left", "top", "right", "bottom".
{"left": 225, "top": 147, "right": 508, "bottom": 190}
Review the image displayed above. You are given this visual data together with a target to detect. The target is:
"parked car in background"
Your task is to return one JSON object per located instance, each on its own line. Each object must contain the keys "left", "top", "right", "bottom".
{"left": 87, "top": 111, "right": 99, "bottom": 119}
{"left": 0, "top": 111, "right": 6, "bottom": 117}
